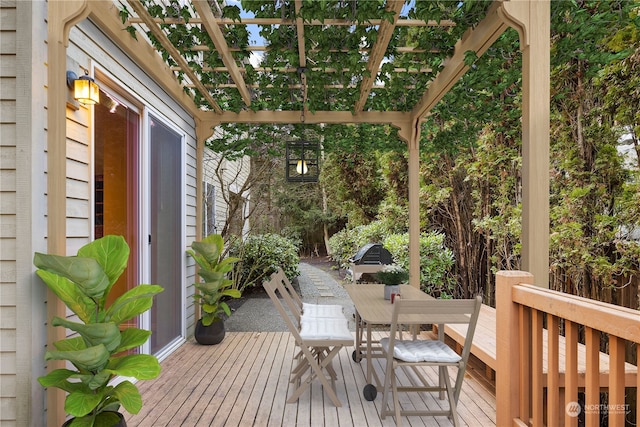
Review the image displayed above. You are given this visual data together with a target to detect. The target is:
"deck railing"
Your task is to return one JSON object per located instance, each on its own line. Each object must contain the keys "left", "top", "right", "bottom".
{"left": 496, "top": 270, "right": 640, "bottom": 427}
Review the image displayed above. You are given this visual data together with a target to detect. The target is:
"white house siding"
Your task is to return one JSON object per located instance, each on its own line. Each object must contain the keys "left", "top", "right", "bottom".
{"left": 202, "top": 146, "right": 251, "bottom": 239}
{"left": 1, "top": 1, "right": 48, "bottom": 426}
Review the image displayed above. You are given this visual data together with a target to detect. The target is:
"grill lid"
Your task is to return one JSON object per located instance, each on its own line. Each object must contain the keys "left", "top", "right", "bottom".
{"left": 349, "top": 243, "right": 392, "bottom": 265}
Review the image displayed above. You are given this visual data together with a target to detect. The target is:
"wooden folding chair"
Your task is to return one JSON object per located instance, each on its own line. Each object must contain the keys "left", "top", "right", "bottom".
{"left": 379, "top": 296, "right": 482, "bottom": 426}
{"left": 271, "top": 267, "right": 345, "bottom": 323}
{"left": 267, "top": 268, "right": 348, "bottom": 384}
{"left": 263, "top": 272, "right": 353, "bottom": 407}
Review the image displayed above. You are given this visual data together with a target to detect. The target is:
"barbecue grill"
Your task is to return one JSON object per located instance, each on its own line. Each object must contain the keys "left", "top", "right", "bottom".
{"left": 348, "top": 243, "right": 393, "bottom": 282}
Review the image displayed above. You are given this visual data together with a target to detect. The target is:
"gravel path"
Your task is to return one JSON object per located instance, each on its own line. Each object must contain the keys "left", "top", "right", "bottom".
{"left": 224, "top": 262, "right": 356, "bottom": 332}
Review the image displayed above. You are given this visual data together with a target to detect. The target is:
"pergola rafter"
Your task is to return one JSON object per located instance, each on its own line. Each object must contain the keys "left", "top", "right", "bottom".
{"left": 354, "top": 0, "right": 404, "bottom": 113}
{"left": 192, "top": 0, "right": 252, "bottom": 107}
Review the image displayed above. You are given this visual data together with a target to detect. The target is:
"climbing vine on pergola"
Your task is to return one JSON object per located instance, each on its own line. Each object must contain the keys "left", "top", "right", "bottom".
{"left": 118, "top": 0, "right": 494, "bottom": 155}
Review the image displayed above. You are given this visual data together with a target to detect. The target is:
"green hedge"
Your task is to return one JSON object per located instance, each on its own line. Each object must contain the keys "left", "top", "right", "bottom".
{"left": 328, "top": 222, "right": 455, "bottom": 297}
{"left": 231, "top": 233, "right": 301, "bottom": 291}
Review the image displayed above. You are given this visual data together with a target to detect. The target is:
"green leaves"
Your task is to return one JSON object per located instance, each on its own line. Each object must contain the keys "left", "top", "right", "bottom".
{"left": 107, "top": 354, "right": 161, "bottom": 380}
{"left": 51, "top": 317, "right": 121, "bottom": 353}
{"left": 105, "top": 284, "right": 164, "bottom": 325}
{"left": 187, "top": 234, "right": 242, "bottom": 325}
{"left": 33, "top": 254, "right": 110, "bottom": 300}
{"left": 34, "top": 235, "right": 162, "bottom": 425}
{"left": 45, "top": 345, "right": 111, "bottom": 372}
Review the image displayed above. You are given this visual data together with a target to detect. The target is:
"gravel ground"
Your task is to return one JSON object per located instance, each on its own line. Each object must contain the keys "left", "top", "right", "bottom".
{"left": 224, "top": 262, "right": 357, "bottom": 332}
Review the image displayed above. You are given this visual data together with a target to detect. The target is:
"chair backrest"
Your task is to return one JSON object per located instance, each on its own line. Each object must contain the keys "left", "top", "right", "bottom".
{"left": 263, "top": 269, "right": 303, "bottom": 326}
{"left": 263, "top": 270, "right": 306, "bottom": 340}
{"left": 274, "top": 267, "right": 304, "bottom": 310}
{"left": 389, "top": 296, "right": 483, "bottom": 363}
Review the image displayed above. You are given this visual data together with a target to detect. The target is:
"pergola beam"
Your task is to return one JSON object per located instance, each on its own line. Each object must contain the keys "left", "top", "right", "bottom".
{"left": 127, "top": 17, "right": 456, "bottom": 27}
{"left": 411, "top": 1, "right": 508, "bottom": 120}
{"left": 182, "top": 66, "right": 431, "bottom": 73}
{"left": 192, "top": 0, "right": 252, "bottom": 107}
{"left": 294, "top": 0, "right": 308, "bottom": 117}
{"left": 354, "top": 0, "right": 404, "bottom": 113}
{"left": 207, "top": 110, "right": 412, "bottom": 126}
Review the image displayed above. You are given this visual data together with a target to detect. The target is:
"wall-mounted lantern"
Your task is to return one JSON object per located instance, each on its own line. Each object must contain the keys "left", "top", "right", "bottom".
{"left": 286, "top": 140, "right": 319, "bottom": 183}
{"left": 66, "top": 70, "right": 100, "bottom": 105}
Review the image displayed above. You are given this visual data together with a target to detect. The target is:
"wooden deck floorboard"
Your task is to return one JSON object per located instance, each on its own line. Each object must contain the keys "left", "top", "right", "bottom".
{"left": 126, "top": 332, "right": 496, "bottom": 427}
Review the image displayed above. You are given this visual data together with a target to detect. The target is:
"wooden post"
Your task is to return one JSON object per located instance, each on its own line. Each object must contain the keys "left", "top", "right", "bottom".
{"left": 47, "top": 2, "right": 89, "bottom": 425}
{"left": 499, "top": 0, "right": 551, "bottom": 287}
{"left": 496, "top": 270, "right": 534, "bottom": 426}
{"left": 397, "top": 120, "right": 421, "bottom": 290}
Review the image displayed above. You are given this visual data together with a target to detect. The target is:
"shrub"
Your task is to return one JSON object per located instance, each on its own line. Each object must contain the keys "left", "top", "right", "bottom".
{"left": 383, "top": 232, "right": 456, "bottom": 298}
{"left": 327, "top": 221, "right": 393, "bottom": 267}
{"left": 231, "top": 233, "right": 301, "bottom": 291}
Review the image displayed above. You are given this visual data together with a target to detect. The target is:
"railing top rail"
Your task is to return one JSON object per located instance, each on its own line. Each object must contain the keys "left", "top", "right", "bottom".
{"left": 512, "top": 283, "right": 640, "bottom": 343}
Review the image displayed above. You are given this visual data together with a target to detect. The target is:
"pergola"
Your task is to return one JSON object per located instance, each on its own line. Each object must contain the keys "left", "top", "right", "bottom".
{"left": 47, "top": 0, "right": 548, "bottom": 420}
{"left": 49, "top": 0, "right": 550, "bottom": 292}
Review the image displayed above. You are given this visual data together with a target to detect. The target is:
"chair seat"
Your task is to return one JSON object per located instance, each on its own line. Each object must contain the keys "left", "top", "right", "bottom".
{"left": 380, "top": 337, "right": 462, "bottom": 363}
{"left": 302, "top": 302, "right": 344, "bottom": 319}
{"left": 300, "top": 317, "right": 353, "bottom": 341}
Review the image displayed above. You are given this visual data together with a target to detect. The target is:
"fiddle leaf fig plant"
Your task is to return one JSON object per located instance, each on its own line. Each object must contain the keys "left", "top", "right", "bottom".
{"left": 187, "top": 234, "right": 241, "bottom": 326}
{"left": 34, "top": 235, "right": 163, "bottom": 427}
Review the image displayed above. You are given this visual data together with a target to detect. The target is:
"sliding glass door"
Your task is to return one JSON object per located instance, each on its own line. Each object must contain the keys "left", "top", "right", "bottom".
{"left": 148, "top": 116, "right": 183, "bottom": 354}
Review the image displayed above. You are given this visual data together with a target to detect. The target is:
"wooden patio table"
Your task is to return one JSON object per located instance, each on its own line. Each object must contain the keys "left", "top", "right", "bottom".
{"left": 344, "top": 284, "right": 433, "bottom": 401}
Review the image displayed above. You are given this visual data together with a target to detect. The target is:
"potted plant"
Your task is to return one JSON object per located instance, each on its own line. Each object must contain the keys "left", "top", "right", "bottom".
{"left": 375, "top": 264, "right": 409, "bottom": 300}
{"left": 33, "top": 235, "right": 163, "bottom": 427}
{"left": 187, "top": 234, "right": 241, "bottom": 345}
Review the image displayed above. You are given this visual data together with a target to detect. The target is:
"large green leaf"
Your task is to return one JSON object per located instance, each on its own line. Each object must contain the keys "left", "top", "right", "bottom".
{"left": 107, "top": 354, "right": 161, "bottom": 380}
{"left": 197, "top": 269, "right": 225, "bottom": 283}
{"left": 38, "top": 369, "right": 86, "bottom": 393}
{"left": 116, "top": 328, "right": 152, "bottom": 352}
{"left": 45, "top": 345, "right": 110, "bottom": 372}
{"left": 34, "top": 270, "right": 96, "bottom": 323}
{"left": 111, "top": 380, "right": 143, "bottom": 414}
{"left": 216, "top": 256, "right": 240, "bottom": 273}
{"left": 77, "top": 235, "right": 129, "bottom": 296}
{"left": 191, "top": 234, "right": 224, "bottom": 265}
{"left": 33, "top": 252, "right": 110, "bottom": 299}
{"left": 65, "top": 389, "right": 103, "bottom": 417}
{"left": 52, "top": 317, "right": 121, "bottom": 352}
{"left": 220, "top": 289, "right": 241, "bottom": 299}
{"left": 78, "top": 371, "right": 111, "bottom": 391}
{"left": 53, "top": 336, "right": 87, "bottom": 352}
{"left": 106, "top": 284, "right": 164, "bottom": 324}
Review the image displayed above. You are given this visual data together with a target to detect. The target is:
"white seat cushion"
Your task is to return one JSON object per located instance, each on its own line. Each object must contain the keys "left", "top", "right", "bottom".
{"left": 301, "top": 302, "right": 344, "bottom": 319}
{"left": 380, "top": 338, "right": 461, "bottom": 363}
{"left": 300, "top": 318, "right": 353, "bottom": 341}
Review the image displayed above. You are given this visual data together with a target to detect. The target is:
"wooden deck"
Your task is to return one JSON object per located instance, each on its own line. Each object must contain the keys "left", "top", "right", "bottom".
{"left": 126, "top": 331, "right": 496, "bottom": 426}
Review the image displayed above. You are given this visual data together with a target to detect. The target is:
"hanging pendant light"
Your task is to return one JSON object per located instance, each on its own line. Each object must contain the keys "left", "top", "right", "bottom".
{"left": 286, "top": 140, "right": 319, "bottom": 183}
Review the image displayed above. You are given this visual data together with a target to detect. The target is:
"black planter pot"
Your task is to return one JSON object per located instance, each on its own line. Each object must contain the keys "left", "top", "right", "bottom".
{"left": 194, "top": 318, "right": 225, "bottom": 345}
{"left": 62, "top": 412, "right": 126, "bottom": 427}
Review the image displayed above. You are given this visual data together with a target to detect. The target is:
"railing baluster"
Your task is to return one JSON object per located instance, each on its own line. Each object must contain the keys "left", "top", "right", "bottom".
{"left": 564, "top": 320, "right": 578, "bottom": 427}
{"left": 548, "top": 315, "right": 560, "bottom": 427}
{"left": 609, "top": 335, "right": 626, "bottom": 425}
{"left": 520, "top": 304, "right": 531, "bottom": 424}
{"left": 584, "top": 327, "right": 600, "bottom": 427}
{"left": 532, "top": 309, "right": 544, "bottom": 426}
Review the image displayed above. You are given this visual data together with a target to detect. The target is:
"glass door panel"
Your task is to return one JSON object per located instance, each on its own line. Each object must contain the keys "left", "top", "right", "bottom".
{"left": 94, "top": 98, "right": 139, "bottom": 314}
{"left": 149, "top": 116, "right": 183, "bottom": 354}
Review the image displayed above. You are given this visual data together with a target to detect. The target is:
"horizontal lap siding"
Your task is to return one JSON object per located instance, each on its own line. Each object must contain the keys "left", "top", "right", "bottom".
{"left": 0, "top": 1, "right": 18, "bottom": 425}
